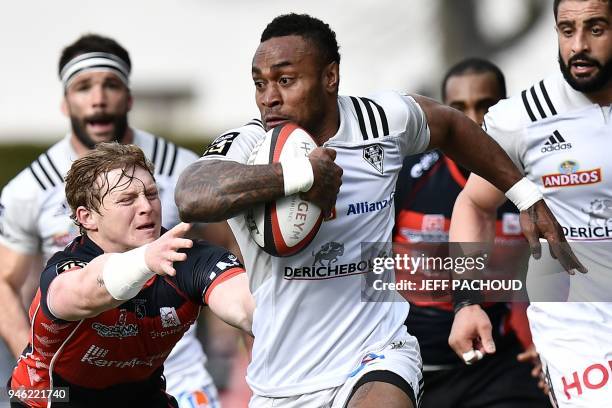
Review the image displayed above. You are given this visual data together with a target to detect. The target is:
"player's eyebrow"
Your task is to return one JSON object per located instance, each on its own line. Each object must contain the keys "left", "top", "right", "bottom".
{"left": 584, "top": 16, "right": 610, "bottom": 26}
{"left": 252, "top": 61, "right": 293, "bottom": 75}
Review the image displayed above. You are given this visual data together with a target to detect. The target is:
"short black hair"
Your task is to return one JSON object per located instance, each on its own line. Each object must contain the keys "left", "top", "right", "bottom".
{"left": 441, "top": 58, "right": 506, "bottom": 101}
{"left": 58, "top": 34, "right": 131, "bottom": 78}
{"left": 554, "top": 0, "right": 611, "bottom": 20}
{"left": 260, "top": 13, "right": 340, "bottom": 65}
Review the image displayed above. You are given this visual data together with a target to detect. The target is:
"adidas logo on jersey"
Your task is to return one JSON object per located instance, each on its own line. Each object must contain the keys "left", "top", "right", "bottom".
{"left": 541, "top": 130, "right": 572, "bottom": 153}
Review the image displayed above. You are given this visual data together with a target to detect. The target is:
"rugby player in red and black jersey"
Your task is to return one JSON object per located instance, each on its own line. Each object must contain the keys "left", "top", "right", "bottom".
{"left": 8, "top": 143, "right": 254, "bottom": 408}
{"left": 394, "top": 59, "right": 549, "bottom": 407}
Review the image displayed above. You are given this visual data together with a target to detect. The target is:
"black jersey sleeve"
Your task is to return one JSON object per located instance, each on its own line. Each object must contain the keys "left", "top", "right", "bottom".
{"left": 39, "top": 251, "right": 89, "bottom": 321}
{"left": 173, "top": 240, "right": 245, "bottom": 305}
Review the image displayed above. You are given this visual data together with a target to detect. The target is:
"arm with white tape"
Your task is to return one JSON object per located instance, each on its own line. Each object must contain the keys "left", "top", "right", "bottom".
{"left": 47, "top": 223, "right": 193, "bottom": 321}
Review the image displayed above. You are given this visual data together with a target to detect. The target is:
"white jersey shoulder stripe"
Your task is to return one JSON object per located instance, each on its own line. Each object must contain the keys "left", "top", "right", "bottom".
{"left": 521, "top": 80, "right": 559, "bottom": 122}
{"left": 348, "top": 96, "right": 389, "bottom": 140}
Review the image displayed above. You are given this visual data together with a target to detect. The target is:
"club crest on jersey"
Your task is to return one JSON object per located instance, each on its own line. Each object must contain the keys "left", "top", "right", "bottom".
{"left": 363, "top": 144, "right": 384, "bottom": 174}
{"left": 160, "top": 307, "right": 181, "bottom": 328}
{"left": 56, "top": 259, "right": 87, "bottom": 273}
{"left": 541, "top": 160, "right": 601, "bottom": 188}
{"left": 133, "top": 299, "right": 147, "bottom": 319}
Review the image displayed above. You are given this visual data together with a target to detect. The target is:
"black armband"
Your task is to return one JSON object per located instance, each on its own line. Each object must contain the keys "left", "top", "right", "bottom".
{"left": 452, "top": 279, "right": 484, "bottom": 314}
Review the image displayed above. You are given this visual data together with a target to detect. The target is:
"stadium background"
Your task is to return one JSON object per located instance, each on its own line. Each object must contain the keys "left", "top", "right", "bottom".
{"left": 1, "top": 0, "right": 556, "bottom": 405}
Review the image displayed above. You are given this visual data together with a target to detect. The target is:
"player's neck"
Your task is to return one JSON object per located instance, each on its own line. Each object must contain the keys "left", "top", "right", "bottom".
{"left": 70, "top": 128, "right": 135, "bottom": 158}
{"left": 313, "top": 103, "right": 340, "bottom": 145}
{"left": 585, "top": 81, "right": 612, "bottom": 106}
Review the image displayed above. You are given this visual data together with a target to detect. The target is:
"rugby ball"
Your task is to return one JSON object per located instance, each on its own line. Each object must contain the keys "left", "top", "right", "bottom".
{"left": 245, "top": 123, "right": 323, "bottom": 257}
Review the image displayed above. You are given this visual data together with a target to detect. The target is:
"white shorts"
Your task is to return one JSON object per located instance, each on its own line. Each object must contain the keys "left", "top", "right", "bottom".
{"left": 249, "top": 331, "right": 422, "bottom": 408}
{"left": 165, "top": 361, "right": 220, "bottom": 408}
{"left": 529, "top": 302, "right": 612, "bottom": 408}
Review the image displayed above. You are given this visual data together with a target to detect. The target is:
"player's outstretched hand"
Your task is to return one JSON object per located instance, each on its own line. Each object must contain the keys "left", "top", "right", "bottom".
{"left": 144, "top": 222, "right": 194, "bottom": 276}
{"left": 449, "top": 304, "right": 496, "bottom": 365}
{"left": 302, "top": 147, "right": 343, "bottom": 217}
{"left": 520, "top": 200, "right": 587, "bottom": 275}
{"left": 517, "top": 345, "right": 550, "bottom": 395}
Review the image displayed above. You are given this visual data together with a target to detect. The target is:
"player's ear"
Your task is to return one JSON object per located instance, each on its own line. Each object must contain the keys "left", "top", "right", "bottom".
{"left": 75, "top": 206, "right": 98, "bottom": 232}
{"left": 323, "top": 61, "right": 339, "bottom": 93}
{"left": 61, "top": 98, "right": 68, "bottom": 117}
{"left": 127, "top": 91, "right": 133, "bottom": 112}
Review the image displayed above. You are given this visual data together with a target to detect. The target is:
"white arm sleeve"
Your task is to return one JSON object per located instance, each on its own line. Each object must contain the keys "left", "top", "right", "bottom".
{"left": 199, "top": 123, "right": 267, "bottom": 165}
{"left": 482, "top": 100, "right": 527, "bottom": 174}
{"left": 0, "top": 174, "right": 40, "bottom": 254}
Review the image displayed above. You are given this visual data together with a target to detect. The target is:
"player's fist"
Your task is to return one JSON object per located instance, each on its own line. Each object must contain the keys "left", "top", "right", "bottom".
{"left": 145, "top": 222, "right": 194, "bottom": 276}
{"left": 302, "top": 147, "right": 342, "bottom": 216}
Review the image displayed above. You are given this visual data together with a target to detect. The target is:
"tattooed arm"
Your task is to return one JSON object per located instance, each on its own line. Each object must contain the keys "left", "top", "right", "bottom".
{"left": 175, "top": 159, "right": 285, "bottom": 223}
{"left": 176, "top": 149, "right": 342, "bottom": 223}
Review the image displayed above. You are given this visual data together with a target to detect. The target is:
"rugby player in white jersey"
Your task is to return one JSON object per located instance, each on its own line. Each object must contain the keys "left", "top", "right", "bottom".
{"left": 176, "top": 13, "right": 582, "bottom": 408}
{"left": 448, "top": 0, "right": 612, "bottom": 406}
{"left": 0, "top": 34, "right": 223, "bottom": 407}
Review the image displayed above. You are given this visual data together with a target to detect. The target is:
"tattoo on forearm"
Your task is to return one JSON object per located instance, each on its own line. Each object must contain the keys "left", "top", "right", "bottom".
{"left": 96, "top": 275, "right": 105, "bottom": 287}
{"left": 179, "top": 161, "right": 284, "bottom": 221}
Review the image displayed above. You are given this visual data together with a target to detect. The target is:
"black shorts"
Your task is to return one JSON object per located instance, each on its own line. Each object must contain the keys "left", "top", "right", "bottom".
{"left": 420, "top": 334, "right": 550, "bottom": 408}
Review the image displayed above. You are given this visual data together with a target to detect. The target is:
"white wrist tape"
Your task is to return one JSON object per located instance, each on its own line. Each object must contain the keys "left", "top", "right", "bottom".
{"left": 505, "top": 177, "right": 543, "bottom": 211}
{"left": 102, "top": 245, "right": 154, "bottom": 300}
{"left": 281, "top": 158, "right": 314, "bottom": 196}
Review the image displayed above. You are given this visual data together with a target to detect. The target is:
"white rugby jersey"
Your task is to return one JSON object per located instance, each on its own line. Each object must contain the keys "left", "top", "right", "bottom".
{"left": 201, "top": 91, "right": 430, "bottom": 396}
{"left": 485, "top": 71, "right": 612, "bottom": 309}
{"left": 0, "top": 129, "right": 205, "bottom": 376}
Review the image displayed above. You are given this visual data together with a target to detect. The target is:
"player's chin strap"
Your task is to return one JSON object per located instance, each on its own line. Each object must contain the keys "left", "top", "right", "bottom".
{"left": 102, "top": 245, "right": 154, "bottom": 301}
{"left": 505, "top": 177, "right": 543, "bottom": 211}
{"left": 281, "top": 158, "right": 314, "bottom": 196}
{"left": 60, "top": 52, "right": 130, "bottom": 89}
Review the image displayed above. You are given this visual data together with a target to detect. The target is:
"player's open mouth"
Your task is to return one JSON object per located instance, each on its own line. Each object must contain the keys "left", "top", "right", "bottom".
{"left": 86, "top": 119, "right": 114, "bottom": 133}
{"left": 571, "top": 61, "right": 597, "bottom": 76}
{"left": 136, "top": 223, "right": 156, "bottom": 231}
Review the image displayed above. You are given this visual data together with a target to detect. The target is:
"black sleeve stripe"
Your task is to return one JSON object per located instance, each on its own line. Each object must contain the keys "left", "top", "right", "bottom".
{"left": 254, "top": 118, "right": 263, "bottom": 125}
{"left": 157, "top": 139, "right": 169, "bottom": 175}
{"left": 167, "top": 144, "right": 179, "bottom": 177}
{"left": 530, "top": 86, "right": 547, "bottom": 119}
{"left": 35, "top": 158, "right": 56, "bottom": 187}
{"left": 151, "top": 137, "right": 159, "bottom": 168}
{"left": 363, "top": 97, "right": 389, "bottom": 136}
{"left": 246, "top": 120, "right": 265, "bottom": 129}
{"left": 44, "top": 153, "right": 64, "bottom": 182}
{"left": 539, "top": 80, "right": 557, "bottom": 116}
{"left": 521, "top": 90, "right": 537, "bottom": 122}
{"left": 29, "top": 165, "right": 47, "bottom": 190}
{"left": 350, "top": 96, "right": 369, "bottom": 140}
{"left": 359, "top": 97, "right": 379, "bottom": 139}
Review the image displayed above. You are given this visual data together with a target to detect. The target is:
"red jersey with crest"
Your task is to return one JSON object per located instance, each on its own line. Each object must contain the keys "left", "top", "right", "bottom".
{"left": 10, "top": 234, "right": 244, "bottom": 407}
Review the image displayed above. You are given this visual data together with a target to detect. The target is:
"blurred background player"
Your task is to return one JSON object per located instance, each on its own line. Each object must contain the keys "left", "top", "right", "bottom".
{"left": 0, "top": 34, "right": 224, "bottom": 407}
{"left": 449, "top": 0, "right": 612, "bottom": 406}
{"left": 394, "top": 57, "right": 550, "bottom": 407}
{"left": 9, "top": 142, "right": 254, "bottom": 408}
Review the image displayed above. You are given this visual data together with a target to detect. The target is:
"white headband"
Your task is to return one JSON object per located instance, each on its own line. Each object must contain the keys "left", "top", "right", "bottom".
{"left": 60, "top": 52, "right": 130, "bottom": 89}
